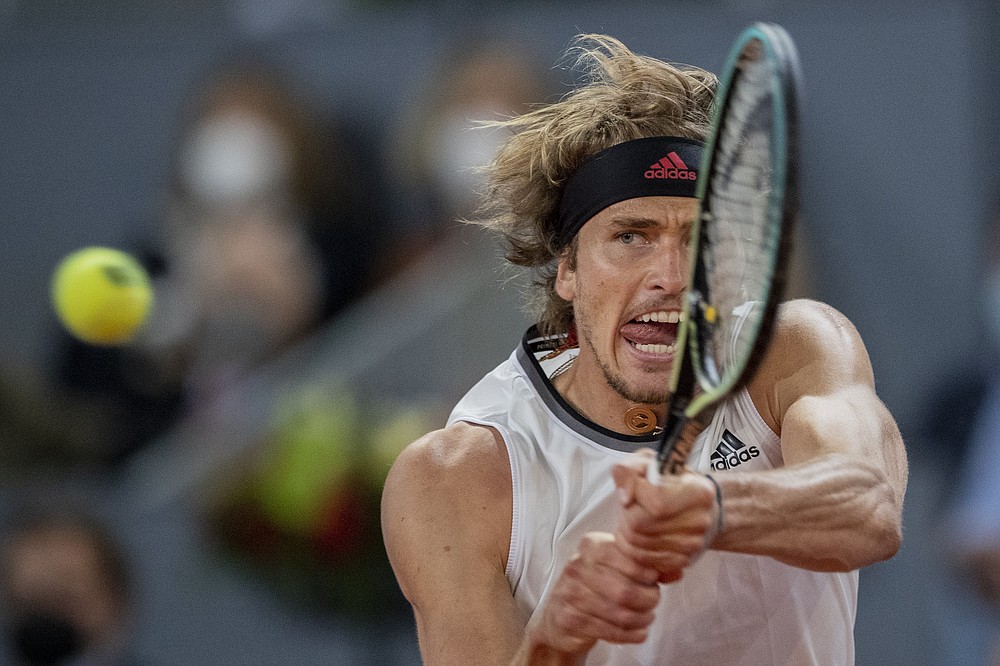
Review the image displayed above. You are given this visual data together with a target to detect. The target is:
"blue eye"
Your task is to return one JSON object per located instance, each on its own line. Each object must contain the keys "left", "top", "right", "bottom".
{"left": 619, "top": 232, "right": 638, "bottom": 244}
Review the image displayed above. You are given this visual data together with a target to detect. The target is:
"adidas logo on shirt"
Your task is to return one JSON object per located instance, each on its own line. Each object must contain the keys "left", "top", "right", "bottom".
{"left": 644, "top": 151, "right": 697, "bottom": 180}
{"left": 710, "top": 429, "right": 760, "bottom": 471}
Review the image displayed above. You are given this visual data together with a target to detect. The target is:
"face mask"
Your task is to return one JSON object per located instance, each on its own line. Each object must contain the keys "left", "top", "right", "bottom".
{"left": 179, "top": 114, "right": 292, "bottom": 209}
{"left": 983, "top": 267, "right": 1000, "bottom": 352}
{"left": 428, "top": 109, "right": 507, "bottom": 216}
{"left": 7, "top": 612, "right": 83, "bottom": 666}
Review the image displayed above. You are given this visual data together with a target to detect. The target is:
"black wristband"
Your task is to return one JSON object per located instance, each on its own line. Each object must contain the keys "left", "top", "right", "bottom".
{"left": 705, "top": 473, "right": 724, "bottom": 536}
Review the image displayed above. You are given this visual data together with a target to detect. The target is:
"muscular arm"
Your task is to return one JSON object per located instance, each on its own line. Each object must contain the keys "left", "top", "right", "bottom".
{"left": 384, "top": 422, "right": 664, "bottom": 665}
{"left": 614, "top": 299, "right": 908, "bottom": 573}
{"left": 711, "top": 299, "right": 908, "bottom": 570}
{"left": 381, "top": 422, "right": 522, "bottom": 664}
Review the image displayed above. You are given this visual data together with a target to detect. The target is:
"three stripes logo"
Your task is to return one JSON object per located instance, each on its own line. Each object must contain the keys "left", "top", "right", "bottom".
{"left": 710, "top": 429, "right": 760, "bottom": 471}
{"left": 644, "top": 151, "right": 697, "bottom": 181}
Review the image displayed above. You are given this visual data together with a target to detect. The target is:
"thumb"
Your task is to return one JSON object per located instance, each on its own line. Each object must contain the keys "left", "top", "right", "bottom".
{"left": 612, "top": 448, "right": 657, "bottom": 507}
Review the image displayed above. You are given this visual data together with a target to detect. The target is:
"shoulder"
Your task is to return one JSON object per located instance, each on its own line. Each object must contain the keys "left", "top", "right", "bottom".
{"left": 747, "top": 299, "right": 876, "bottom": 426}
{"left": 381, "top": 422, "right": 513, "bottom": 592}
{"left": 766, "top": 298, "right": 873, "bottom": 382}
{"left": 384, "top": 421, "right": 511, "bottom": 500}
{"left": 382, "top": 425, "right": 526, "bottom": 661}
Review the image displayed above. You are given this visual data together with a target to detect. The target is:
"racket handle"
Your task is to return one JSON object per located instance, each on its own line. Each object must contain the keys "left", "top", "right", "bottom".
{"left": 656, "top": 412, "right": 690, "bottom": 476}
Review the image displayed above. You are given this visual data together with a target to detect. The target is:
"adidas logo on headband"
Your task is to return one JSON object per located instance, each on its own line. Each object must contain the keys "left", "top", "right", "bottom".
{"left": 555, "top": 136, "right": 704, "bottom": 248}
{"left": 645, "top": 152, "right": 697, "bottom": 180}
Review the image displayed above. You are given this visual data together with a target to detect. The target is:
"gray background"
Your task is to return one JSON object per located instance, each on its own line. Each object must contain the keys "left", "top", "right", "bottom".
{"left": 1, "top": 0, "right": 997, "bottom": 663}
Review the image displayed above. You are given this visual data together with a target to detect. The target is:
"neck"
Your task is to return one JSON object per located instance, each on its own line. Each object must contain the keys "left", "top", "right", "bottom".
{"left": 550, "top": 357, "right": 664, "bottom": 436}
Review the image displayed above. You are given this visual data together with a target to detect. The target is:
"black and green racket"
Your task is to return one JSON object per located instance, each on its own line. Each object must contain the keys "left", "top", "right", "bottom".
{"left": 655, "top": 23, "right": 802, "bottom": 476}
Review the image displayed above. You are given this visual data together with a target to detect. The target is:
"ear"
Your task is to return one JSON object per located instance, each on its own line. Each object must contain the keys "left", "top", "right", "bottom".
{"left": 555, "top": 254, "right": 576, "bottom": 302}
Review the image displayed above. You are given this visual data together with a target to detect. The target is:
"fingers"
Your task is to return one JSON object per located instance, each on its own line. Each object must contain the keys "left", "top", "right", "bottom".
{"left": 621, "top": 475, "right": 715, "bottom": 537}
{"left": 537, "top": 532, "right": 661, "bottom": 651}
{"left": 617, "top": 452, "right": 714, "bottom": 516}
{"left": 576, "top": 532, "right": 660, "bottom": 588}
{"left": 537, "top": 452, "right": 723, "bottom": 654}
{"left": 612, "top": 453, "right": 719, "bottom": 572}
{"left": 611, "top": 448, "right": 656, "bottom": 508}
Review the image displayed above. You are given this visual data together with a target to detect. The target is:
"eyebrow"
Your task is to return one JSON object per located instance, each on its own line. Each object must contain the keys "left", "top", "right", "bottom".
{"left": 608, "top": 216, "right": 660, "bottom": 229}
{"left": 608, "top": 215, "right": 694, "bottom": 233}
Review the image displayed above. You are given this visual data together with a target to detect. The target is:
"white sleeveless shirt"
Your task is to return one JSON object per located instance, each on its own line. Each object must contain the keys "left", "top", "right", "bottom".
{"left": 447, "top": 330, "right": 858, "bottom": 665}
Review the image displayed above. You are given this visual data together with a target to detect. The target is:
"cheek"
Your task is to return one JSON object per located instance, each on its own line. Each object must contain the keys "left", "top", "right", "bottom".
{"left": 572, "top": 273, "right": 619, "bottom": 331}
{"left": 578, "top": 259, "right": 623, "bottom": 306}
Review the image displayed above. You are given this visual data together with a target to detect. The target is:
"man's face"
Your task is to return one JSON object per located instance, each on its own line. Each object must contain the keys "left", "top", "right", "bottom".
{"left": 556, "top": 196, "right": 697, "bottom": 406}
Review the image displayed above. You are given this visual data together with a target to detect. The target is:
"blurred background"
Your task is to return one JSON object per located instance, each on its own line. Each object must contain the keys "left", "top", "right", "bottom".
{"left": 1, "top": 0, "right": 998, "bottom": 663}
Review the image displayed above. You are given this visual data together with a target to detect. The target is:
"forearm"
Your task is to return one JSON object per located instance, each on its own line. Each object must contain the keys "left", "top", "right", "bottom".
{"left": 510, "top": 635, "right": 584, "bottom": 666}
{"left": 710, "top": 452, "right": 902, "bottom": 571}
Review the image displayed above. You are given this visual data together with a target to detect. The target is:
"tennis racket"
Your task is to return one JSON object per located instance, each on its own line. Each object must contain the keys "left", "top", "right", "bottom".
{"left": 654, "top": 22, "right": 802, "bottom": 477}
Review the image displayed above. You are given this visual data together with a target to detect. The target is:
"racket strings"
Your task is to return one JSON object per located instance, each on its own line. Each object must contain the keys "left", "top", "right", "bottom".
{"left": 699, "top": 53, "right": 779, "bottom": 379}
{"left": 657, "top": 24, "right": 798, "bottom": 475}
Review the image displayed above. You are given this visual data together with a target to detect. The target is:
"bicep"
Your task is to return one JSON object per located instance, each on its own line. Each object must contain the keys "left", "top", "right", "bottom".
{"left": 412, "top": 563, "right": 523, "bottom": 665}
{"left": 381, "top": 426, "right": 522, "bottom": 665}
{"left": 764, "top": 301, "right": 907, "bottom": 498}
{"left": 780, "top": 387, "right": 907, "bottom": 500}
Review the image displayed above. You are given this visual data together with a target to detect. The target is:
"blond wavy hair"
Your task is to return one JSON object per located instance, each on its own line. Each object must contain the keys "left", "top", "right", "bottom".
{"left": 475, "top": 34, "right": 716, "bottom": 336}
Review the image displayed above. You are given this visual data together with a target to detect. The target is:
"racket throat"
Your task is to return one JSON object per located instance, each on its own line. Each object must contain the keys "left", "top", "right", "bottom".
{"left": 657, "top": 404, "right": 691, "bottom": 474}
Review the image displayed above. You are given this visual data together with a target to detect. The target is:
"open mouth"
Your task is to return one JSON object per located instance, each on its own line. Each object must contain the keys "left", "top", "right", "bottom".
{"left": 620, "top": 310, "right": 681, "bottom": 354}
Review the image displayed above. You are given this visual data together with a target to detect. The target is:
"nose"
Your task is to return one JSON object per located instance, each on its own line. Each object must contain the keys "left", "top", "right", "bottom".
{"left": 643, "top": 239, "right": 688, "bottom": 294}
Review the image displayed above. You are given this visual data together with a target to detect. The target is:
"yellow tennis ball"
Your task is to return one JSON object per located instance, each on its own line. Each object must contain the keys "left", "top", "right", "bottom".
{"left": 51, "top": 246, "right": 154, "bottom": 345}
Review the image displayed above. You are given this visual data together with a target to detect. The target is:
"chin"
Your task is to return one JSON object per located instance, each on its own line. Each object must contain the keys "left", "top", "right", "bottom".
{"left": 628, "top": 388, "right": 670, "bottom": 406}
{"left": 609, "top": 376, "right": 670, "bottom": 406}
{"left": 600, "top": 359, "right": 669, "bottom": 406}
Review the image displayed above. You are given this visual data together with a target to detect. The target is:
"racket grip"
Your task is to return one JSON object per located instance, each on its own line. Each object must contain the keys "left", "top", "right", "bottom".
{"left": 656, "top": 413, "right": 690, "bottom": 476}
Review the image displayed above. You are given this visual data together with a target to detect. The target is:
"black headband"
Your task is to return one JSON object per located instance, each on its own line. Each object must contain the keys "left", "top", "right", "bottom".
{"left": 555, "top": 136, "right": 704, "bottom": 249}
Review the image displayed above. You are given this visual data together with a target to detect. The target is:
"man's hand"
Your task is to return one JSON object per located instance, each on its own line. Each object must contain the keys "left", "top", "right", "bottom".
{"left": 611, "top": 449, "right": 719, "bottom": 581}
{"left": 522, "top": 532, "right": 661, "bottom": 661}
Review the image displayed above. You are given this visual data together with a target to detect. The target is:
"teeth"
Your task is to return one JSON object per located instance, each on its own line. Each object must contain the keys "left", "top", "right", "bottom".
{"left": 633, "top": 342, "right": 677, "bottom": 354}
{"left": 638, "top": 311, "right": 681, "bottom": 323}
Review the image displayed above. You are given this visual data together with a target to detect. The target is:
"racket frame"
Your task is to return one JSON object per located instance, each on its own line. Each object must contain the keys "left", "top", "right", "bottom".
{"left": 655, "top": 22, "right": 801, "bottom": 475}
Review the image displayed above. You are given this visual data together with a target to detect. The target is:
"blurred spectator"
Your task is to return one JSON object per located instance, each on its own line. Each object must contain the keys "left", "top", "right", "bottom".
{"left": 197, "top": 40, "right": 553, "bottom": 620}
{"left": 946, "top": 208, "right": 1000, "bottom": 665}
{"left": 1, "top": 508, "right": 141, "bottom": 666}
{"left": 381, "top": 37, "right": 552, "bottom": 282}
{"left": 195, "top": 40, "right": 550, "bottom": 617}
{"left": 929, "top": 205, "right": 1000, "bottom": 481}
{"left": 38, "top": 57, "right": 391, "bottom": 468}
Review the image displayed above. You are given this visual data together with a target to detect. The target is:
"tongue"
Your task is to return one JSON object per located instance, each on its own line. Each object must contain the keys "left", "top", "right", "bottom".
{"left": 620, "top": 322, "right": 678, "bottom": 345}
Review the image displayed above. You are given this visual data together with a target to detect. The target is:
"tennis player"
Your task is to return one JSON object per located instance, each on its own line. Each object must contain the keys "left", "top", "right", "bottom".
{"left": 381, "top": 34, "right": 907, "bottom": 664}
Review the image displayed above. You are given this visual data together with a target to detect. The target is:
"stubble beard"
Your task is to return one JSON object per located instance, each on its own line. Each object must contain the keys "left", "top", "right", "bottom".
{"left": 577, "top": 317, "right": 671, "bottom": 407}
